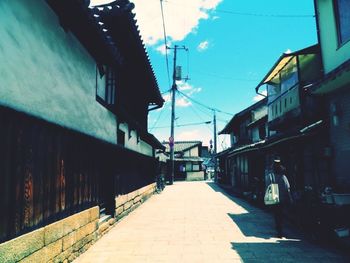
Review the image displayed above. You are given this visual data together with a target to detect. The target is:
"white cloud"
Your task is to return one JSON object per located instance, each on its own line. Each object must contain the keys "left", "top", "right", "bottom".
{"left": 160, "top": 81, "right": 202, "bottom": 108}
{"left": 162, "top": 93, "right": 171, "bottom": 102}
{"left": 197, "top": 40, "right": 209, "bottom": 52}
{"left": 155, "top": 41, "right": 173, "bottom": 55}
{"left": 178, "top": 81, "right": 202, "bottom": 97}
{"left": 177, "top": 81, "right": 193, "bottom": 91}
{"left": 253, "top": 90, "right": 267, "bottom": 102}
{"left": 156, "top": 44, "right": 167, "bottom": 55}
{"left": 131, "top": 0, "right": 222, "bottom": 46}
{"left": 176, "top": 97, "right": 191, "bottom": 107}
{"left": 162, "top": 89, "right": 192, "bottom": 107}
{"left": 188, "top": 87, "right": 202, "bottom": 96}
{"left": 177, "top": 129, "right": 206, "bottom": 141}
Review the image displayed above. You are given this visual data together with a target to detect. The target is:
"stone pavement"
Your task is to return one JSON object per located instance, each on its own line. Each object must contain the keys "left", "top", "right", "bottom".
{"left": 74, "top": 181, "right": 348, "bottom": 263}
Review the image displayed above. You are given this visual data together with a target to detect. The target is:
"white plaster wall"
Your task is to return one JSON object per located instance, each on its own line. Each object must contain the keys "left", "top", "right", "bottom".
{"left": 252, "top": 106, "right": 267, "bottom": 121}
{"left": 317, "top": 0, "right": 350, "bottom": 74}
{"left": 191, "top": 147, "right": 199, "bottom": 157}
{"left": 251, "top": 127, "right": 260, "bottom": 142}
{"left": 186, "top": 171, "right": 205, "bottom": 181}
{"left": 184, "top": 147, "right": 198, "bottom": 157}
{"left": 119, "top": 123, "right": 153, "bottom": 156}
{"left": 0, "top": 0, "right": 117, "bottom": 144}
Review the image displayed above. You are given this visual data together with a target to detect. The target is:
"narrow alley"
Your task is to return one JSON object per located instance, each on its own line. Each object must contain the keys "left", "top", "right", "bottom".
{"left": 75, "top": 182, "right": 348, "bottom": 263}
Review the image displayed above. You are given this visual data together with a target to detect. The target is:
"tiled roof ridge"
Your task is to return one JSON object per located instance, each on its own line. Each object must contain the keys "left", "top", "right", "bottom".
{"left": 163, "top": 140, "right": 202, "bottom": 144}
{"left": 89, "top": 0, "right": 162, "bottom": 104}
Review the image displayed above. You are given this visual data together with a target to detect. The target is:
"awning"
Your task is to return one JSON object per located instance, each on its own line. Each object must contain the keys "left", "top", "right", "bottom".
{"left": 220, "top": 119, "right": 324, "bottom": 157}
{"left": 255, "top": 45, "right": 319, "bottom": 93}
{"left": 310, "top": 59, "right": 350, "bottom": 95}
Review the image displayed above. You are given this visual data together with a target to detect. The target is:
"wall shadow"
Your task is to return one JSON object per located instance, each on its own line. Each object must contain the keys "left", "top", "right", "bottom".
{"left": 231, "top": 240, "right": 348, "bottom": 263}
{"left": 206, "top": 182, "right": 267, "bottom": 214}
{"left": 206, "top": 182, "right": 349, "bottom": 262}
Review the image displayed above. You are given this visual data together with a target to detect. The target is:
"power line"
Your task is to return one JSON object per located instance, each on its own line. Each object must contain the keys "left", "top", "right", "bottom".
{"left": 177, "top": 91, "right": 214, "bottom": 134}
{"left": 153, "top": 120, "right": 211, "bottom": 129}
{"left": 161, "top": 88, "right": 172, "bottom": 95}
{"left": 162, "top": 0, "right": 314, "bottom": 19}
{"left": 177, "top": 90, "right": 234, "bottom": 116}
{"left": 159, "top": 0, "right": 171, "bottom": 88}
{"left": 191, "top": 69, "right": 259, "bottom": 82}
{"left": 149, "top": 105, "right": 167, "bottom": 131}
{"left": 215, "top": 9, "right": 314, "bottom": 18}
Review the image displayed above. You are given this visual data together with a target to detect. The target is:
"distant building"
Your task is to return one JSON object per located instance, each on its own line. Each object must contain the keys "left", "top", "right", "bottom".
{"left": 218, "top": 44, "right": 328, "bottom": 202}
{"left": 218, "top": 98, "right": 267, "bottom": 196}
{"left": 201, "top": 146, "right": 215, "bottom": 179}
{"left": 254, "top": 45, "right": 327, "bottom": 197}
{"left": 163, "top": 141, "right": 205, "bottom": 181}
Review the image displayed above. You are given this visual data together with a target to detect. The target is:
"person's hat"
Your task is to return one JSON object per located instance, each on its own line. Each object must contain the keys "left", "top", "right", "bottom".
{"left": 273, "top": 156, "right": 281, "bottom": 163}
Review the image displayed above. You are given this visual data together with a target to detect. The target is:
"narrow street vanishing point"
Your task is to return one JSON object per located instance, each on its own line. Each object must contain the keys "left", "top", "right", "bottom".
{"left": 75, "top": 182, "right": 348, "bottom": 263}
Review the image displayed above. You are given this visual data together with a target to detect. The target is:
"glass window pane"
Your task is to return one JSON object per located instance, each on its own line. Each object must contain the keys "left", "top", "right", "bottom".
{"left": 97, "top": 75, "right": 106, "bottom": 100}
{"left": 267, "top": 82, "right": 280, "bottom": 104}
{"left": 280, "top": 57, "right": 298, "bottom": 93}
{"left": 336, "top": 0, "right": 350, "bottom": 44}
{"left": 192, "top": 164, "right": 200, "bottom": 171}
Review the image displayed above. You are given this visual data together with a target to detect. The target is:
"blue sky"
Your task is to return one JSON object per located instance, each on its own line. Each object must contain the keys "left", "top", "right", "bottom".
{"left": 91, "top": 0, "right": 317, "bottom": 150}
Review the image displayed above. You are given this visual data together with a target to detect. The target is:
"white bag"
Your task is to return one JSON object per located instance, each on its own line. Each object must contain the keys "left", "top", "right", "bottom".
{"left": 264, "top": 174, "right": 279, "bottom": 205}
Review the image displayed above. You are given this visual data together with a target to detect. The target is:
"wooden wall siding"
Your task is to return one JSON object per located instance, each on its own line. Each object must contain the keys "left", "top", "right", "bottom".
{"left": 329, "top": 87, "right": 350, "bottom": 189}
{"left": 0, "top": 107, "right": 156, "bottom": 243}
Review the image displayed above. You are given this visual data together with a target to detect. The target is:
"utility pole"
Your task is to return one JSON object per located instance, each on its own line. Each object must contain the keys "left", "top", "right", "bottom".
{"left": 213, "top": 110, "right": 218, "bottom": 182}
{"left": 167, "top": 45, "right": 188, "bottom": 185}
{"left": 169, "top": 45, "right": 177, "bottom": 185}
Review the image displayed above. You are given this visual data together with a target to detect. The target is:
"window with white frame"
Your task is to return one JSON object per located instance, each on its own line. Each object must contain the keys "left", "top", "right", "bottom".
{"left": 96, "top": 65, "right": 116, "bottom": 108}
{"left": 192, "top": 163, "right": 201, "bottom": 171}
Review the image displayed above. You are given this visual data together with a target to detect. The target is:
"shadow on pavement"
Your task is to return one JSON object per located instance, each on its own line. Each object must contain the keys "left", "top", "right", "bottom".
{"left": 206, "top": 182, "right": 349, "bottom": 262}
{"left": 231, "top": 240, "right": 348, "bottom": 263}
{"left": 206, "top": 182, "right": 265, "bottom": 214}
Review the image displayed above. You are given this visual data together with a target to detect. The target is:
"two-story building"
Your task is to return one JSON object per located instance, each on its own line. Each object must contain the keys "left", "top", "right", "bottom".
{"left": 311, "top": 0, "right": 350, "bottom": 194}
{"left": 218, "top": 98, "right": 267, "bottom": 198}
{"left": 255, "top": 45, "right": 329, "bottom": 196}
{"left": 0, "top": 0, "right": 164, "bottom": 261}
{"left": 163, "top": 141, "right": 205, "bottom": 181}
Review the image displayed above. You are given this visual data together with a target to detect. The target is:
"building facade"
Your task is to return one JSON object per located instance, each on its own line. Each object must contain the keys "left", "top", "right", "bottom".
{"left": 218, "top": 98, "right": 267, "bottom": 199}
{"left": 312, "top": 0, "right": 350, "bottom": 192}
{"left": 0, "top": 0, "right": 164, "bottom": 261}
{"left": 163, "top": 141, "right": 205, "bottom": 181}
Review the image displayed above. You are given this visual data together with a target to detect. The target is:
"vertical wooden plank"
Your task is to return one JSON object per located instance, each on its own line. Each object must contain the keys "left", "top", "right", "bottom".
{"left": 42, "top": 128, "right": 48, "bottom": 221}
{"left": 13, "top": 117, "right": 24, "bottom": 235}
{"left": 83, "top": 143, "right": 89, "bottom": 204}
{"left": 73, "top": 135, "right": 79, "bottom": 208}
{"left": 63, "top": 133, "right": 71, "bottom": 213}
{"left": 43, "top": 127, "right": 53, "bottom": 221}
{"left": 23, "top": 120, "right": 35, "bottom": 229}
{"left": 0, "top": 110, "right": 12, "bottom": 241}
{"left": 55, "top": 132, "right": 61, "bottom": 214}
{"left": 33, "top": 125, "right": 44, "bottom": 227}
{"left": 59, "top": 158, "right": 66, "bottom": 212}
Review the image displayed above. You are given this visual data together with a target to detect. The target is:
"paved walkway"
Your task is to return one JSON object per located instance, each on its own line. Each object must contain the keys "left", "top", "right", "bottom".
{"left": 75, "top": 181, "right": 348, "bottom": 263}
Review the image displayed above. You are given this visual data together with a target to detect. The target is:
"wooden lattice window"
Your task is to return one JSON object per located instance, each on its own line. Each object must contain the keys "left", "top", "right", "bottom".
{"left": 96, "top": 65, "right": 116, "bottom": 109}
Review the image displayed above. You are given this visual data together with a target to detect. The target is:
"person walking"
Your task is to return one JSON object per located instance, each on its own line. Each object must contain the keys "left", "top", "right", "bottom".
{"left": 266, "top": 157, "right": 293, "bottom": 238}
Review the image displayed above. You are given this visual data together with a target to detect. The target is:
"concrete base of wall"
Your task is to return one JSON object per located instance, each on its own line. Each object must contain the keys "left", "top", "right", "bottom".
{"left": 0, "top": 207, "right": 99, "bottom": 263}
{"left": 186, "top": 171, "right": 205, "bottom": 181}
{"left": 115, "top": 183, "right": 156, "bottom": 222}
{"left": 0, "top": 183, "right": 157, "bottom": 263}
